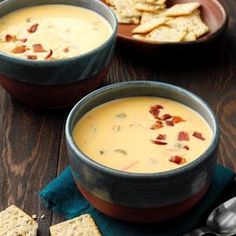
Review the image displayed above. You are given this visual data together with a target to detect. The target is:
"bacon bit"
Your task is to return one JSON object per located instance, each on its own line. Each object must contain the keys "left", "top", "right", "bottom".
{"left": 19, "top": 38, "right": 28, "bottom": 43}
{"left": 150, "top": 122, "right": 163, "bottom": 130}
{"left": 165, "top": 120, "right": 174, "bottom": 126}
{"left": 156, "top": 134, "right": 166, "bottom": 140}
{"left": 11, "top": 45, "right": 29, "bottom": 53}
{"left": 152, "top": 140, "right": 167, "bottom": 145}
{"left": 5, "top": 34, "right": 17, "bottom": 42}
{"left": 27, "top": 55, "right": 37, "bottom": 60}
{"left": 123, "top": 160, "right": 139, "bottom": 171}
{"left": 161, "top": 114, "right": 172, "bottom": 120}
{"left": 183, "top": 145, "right": 190, "bottom": 150}
{"left": 44, "top": 49, "right": 53, "bottom": 59}
{"left": 169, "top": 156, "right": 186, "bottom": 165}
{"left": 149, "top": 104, "right": 163, "bottom": 118}
{"left": 63, "top": 47, "right": 69, "bottom": 53}
{"left": 27, "top": 23, "right": 39, "bottom": 33}
{"left": 32, "top": 43, "right": 47, "bottom": 53}
{"left": 193, "top": 131, "right": 205, "bottom": 141}
{"left": 178, "top": 131, "right": 189, "bottom": 141}
{"left": 172, "top": 116, "right": 185, "bottom": 124}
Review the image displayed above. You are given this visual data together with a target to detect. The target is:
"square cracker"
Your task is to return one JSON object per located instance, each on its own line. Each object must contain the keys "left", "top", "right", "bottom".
{"left": 133, "top": 17, "right": 167, "bottom": 34}
{"left": 146, "top": 26, "right": 187, "bottom": 42}
{"left": 50, "top": 214, "right": 101, "bottom": 236}
{"left": 164, "top": 2, "right": 201, "bottom": 16}
{"left": 166, "top": 10, "right": 209, "bottom": 38}
{"left": 114, "top": 0, "right": 142, "bottom": 17}
{"left": 140, "top": 10, "right": 166, "bottom": 24}
{"left": 135, "top": 2, "right": 163, "bottom": 12}
{"left": 0, "top": 205, "right": 38, "bottom": 236}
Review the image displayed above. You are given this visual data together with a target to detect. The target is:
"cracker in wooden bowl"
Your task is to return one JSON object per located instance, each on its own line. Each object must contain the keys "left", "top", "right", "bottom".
{"left": 0, "top": 205, "right": 38, "bottom": 236}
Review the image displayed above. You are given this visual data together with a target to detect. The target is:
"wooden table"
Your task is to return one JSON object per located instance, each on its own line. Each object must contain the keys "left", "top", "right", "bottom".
{"left": 0, "top": 0, "right": 236, "bottom": 235}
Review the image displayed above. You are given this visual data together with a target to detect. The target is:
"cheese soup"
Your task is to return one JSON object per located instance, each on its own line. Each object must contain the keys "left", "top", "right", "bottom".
{"left": 0, "top": 5, "right": 112, "bottom": 60}
{"left": 73, "top": 97, "right": 213, "bottom": 173}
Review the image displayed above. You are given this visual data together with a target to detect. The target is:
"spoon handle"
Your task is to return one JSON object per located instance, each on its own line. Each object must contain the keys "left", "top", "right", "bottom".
{"left": 183, "top": 227, "right": 218, "bottom": 236}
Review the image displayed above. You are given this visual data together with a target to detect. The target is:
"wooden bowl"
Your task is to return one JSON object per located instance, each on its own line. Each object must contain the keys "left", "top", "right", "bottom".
{"left": 114, "top": 0, "right": 228, "bottom": 53}
{"left": 66, "top": 81, "right": 220, "bottom": 223}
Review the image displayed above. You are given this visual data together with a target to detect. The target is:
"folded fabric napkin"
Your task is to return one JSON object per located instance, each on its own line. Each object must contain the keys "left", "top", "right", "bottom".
{"left": 40, "top": 164, "right": 234, "bottom": 236}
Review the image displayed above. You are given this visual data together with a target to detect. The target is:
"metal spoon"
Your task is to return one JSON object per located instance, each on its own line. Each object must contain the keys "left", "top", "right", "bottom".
{"left": 184, "top": 197, "right": 236, "bottom": 236}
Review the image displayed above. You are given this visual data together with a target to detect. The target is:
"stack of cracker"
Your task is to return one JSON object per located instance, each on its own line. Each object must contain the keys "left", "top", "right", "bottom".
{"left": 106, "top": 0, "right": 209, "bottom": 42}
{"left": 0, "top": 205, "right": 38, "bottom": 236}
{"left": 50, "top": 214, "right": 101, "bottom": 236}
{"left": 105, "top": 0, "right": 166, "bottom": 24}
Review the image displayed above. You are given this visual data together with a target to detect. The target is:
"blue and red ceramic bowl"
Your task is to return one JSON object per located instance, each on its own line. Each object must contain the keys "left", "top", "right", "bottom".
{"left": 0, "top": 0, "right": 117, "bottom": 109}
{"left": 66, "top": 81, "right": 220, "bottom": 223}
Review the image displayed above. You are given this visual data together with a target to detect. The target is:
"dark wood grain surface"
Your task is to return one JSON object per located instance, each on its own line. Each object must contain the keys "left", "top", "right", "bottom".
{"left": 0, "top": 0, "right": 236, "bottom": 235}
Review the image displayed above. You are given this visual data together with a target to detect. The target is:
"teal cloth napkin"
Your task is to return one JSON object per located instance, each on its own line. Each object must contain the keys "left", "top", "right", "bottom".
{"left": 40, "top": 165, "right": 234, "bottom": 236}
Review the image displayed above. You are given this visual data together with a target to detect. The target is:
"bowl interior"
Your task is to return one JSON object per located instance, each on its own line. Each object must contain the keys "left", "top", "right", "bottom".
{"left": 116, "top": 0, "right": 227, "bottom": 44}
{"left": 68, "top": 81, "right": 218, "bottom": 159}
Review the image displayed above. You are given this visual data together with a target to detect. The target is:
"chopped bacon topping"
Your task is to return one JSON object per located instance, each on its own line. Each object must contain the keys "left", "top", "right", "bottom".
{"left": 169, "top": 156, "right": 186, "bottom": 164}
{"left": 11, "top": 45, "right": 29, "bottom": 53}
{"left": 165, "top": 120, "right": 174, "bottom": 126}
{"left": 44, "top": 49, "right": 53, "bottom": 59}
{"left": 5, "top": 34, "right": 17, "bottom": 42}
{"left": 161, "top": 114, "right": 172, "bottom": 120}
{"left": 19, "top": 38, "right": 28, "bottom": 43}
{"left": 63, "top": 47, "right": 69, "bottom": 53}
{"left": 27, "top": 55, "right": 37, "bottom": 60}
{"left": 156, "top": 134, "right": 166, "bottom": 140}
{"left": 193, "top": 131, "right": 205, "bottom": 141}
{"left": 149, "top": 104, "right": 163, "bottom": 118}
{"left": 152, "top": 140, "right": 167, "bottom": 145}
{"left": 172, "top": 116, "right": 185, "bottom": 124}
{"left": 178, "top": 131, "right": 189, "bottom": 141}
{"left": 150, "top": 121, "right": 163, "bottom": 130}
{"left": 27, "top": 23, "right": 39, "bottom": 33}
{"left": 183, "top": 145, "right": 190, "bottom": 150}
{"left": 32, "top": 44, "right": 46, "bottom": 53}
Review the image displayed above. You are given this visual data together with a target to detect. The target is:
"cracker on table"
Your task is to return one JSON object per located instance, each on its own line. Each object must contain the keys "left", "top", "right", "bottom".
{"left": 50, "top": 214, "right": 101, "bottom": 236}
{"left": 164, "top": 2, "right": 201, "bottom": 16}
{"left": 146, "top": 26, "right": 187, "bottom": 42}
{"left": 133, "top": 17, "right": 166, "bottom": 33}
{"left": 0, "top": 205, "right": 38, "bottom": 236}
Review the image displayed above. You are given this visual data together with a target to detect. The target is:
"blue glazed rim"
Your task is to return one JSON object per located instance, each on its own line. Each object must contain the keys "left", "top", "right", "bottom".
{"left": 66, "top": 81, "right": 220, "bottom": 179}
{"left": 0, "top": 0, "right": 118, "bottom": 66}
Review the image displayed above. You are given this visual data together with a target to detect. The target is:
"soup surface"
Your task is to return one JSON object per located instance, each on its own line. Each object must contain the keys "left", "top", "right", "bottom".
{"left": 0, "top": 4, "right": 112, "bottom": 60}
{"left": 73, "top": 97, "right": 213, "bottom": 173}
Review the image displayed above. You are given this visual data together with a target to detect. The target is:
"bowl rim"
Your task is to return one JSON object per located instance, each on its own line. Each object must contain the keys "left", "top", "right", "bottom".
{"left": 0, "top": 0, "right": 118, "bottom": 66}
{"left": 66, "top": 81, "right": 220, "bottom": 179}
{"left": 117, "top": 0, "right": 228, "bottom": 46}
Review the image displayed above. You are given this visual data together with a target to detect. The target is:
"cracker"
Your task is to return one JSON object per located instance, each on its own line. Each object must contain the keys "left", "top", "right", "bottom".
{"left": 132, "top": 34, "right": 147, "bottom": 39}
{"left": 140, "top": 10, "right": 166, "bottom": 24}
{"left": 0, "top": 205, "right": 38, "bottom": 236}
{"left": 50, "top": 214, "right": 101, "bottom": 236}
{"left": 114, "top": 0, "right": 142, "bottom": 17}
{"left": 134, "top": 0, "right": 166, "bottom": 4}
{"left": 166, "top": 10, "right": 209, "bottom": 38}
{"left": 164, "top": 2, "right": 201, "bottom": 16}
{"left": 146, "top": 26, "right": 187, "bottom": 42}
{"left": 111, "top": 7, "right": 140, "bottom": 24}
{"left": 182, "top": 31, "right": 197, "bottom": 41}
{"left": 133, "top": 17, "right": 166, "bottom": 33}
{"left": 135, "top": 2, "right": 163, "bottom": 12}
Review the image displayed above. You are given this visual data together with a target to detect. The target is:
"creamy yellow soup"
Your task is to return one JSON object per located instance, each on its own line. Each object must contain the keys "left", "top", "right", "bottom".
{"left": 73, "top": 97, "right": 213, "bottom": 173}
{"left": 0, "top": 4, "right": 112, "bottom": 60}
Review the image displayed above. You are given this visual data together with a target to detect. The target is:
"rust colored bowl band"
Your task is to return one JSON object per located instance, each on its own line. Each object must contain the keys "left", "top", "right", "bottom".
{"left": 75, "top": 181, "right": 210, "bottom": 223}
{"left": 0, "top": 67, "right": 109, "bottom": 109}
